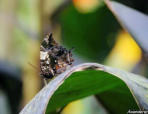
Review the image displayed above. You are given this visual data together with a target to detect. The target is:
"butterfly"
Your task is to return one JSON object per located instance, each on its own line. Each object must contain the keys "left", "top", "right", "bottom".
{"left": 40, "top": 33, "right": 74, "bottom": 79}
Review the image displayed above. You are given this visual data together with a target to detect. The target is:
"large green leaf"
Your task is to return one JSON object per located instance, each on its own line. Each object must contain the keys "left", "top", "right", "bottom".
{"left": 105, "top": 0, "right": 148, "bottom": 53}
{"left": 20, "top": 63, "right": 148, "bottom": 114}
{"left": 58, "top": 3, "right": 120, "bottom": 62}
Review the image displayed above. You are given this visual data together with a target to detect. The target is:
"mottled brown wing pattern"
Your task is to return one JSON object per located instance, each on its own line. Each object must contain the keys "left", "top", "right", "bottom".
{"left": 40, "top": 33, "right": 74, "bottom": 79}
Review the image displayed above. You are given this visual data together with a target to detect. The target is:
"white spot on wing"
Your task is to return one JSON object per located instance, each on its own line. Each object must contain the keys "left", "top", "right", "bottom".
{"left": 40, "top": 51, "right": 49, "bottom": 60}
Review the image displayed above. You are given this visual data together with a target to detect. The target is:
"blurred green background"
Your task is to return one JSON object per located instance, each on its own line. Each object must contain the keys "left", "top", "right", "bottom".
{"left": 0, "top": 0, "right": 148, "bottom": 114}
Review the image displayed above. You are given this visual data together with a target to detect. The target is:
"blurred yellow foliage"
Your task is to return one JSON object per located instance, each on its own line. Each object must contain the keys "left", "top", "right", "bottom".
{"left": 62, "top": 100, "right": 83, "bottom": 114}
{"left": 105, "top": 31, "right": 142, "bottom": 70}
{"left": 73, "top": 0, "right": 100, "bottom": 13}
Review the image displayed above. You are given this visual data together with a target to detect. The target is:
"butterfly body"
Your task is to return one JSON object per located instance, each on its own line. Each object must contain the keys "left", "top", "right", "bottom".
{"left": 40, "top": 33, "right": 74, "bottom": 79}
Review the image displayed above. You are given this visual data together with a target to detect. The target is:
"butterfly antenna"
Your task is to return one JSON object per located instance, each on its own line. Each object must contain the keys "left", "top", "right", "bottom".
{"left": 28, "top": 62, "right": 38, "bottom": 71}
{"left": 69, "top": 47, "right": 75, "bottom": 52}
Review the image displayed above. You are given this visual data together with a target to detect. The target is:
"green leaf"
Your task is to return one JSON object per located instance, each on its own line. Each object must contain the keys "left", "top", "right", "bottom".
{"left": 59, "top": 3, "right": 120, "bottom": 62}
{"left": 20, "top": 63, "right": 148, "bottom": 114}
{"left": 105, "top": 0, "right": 148, "bottom": 53}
